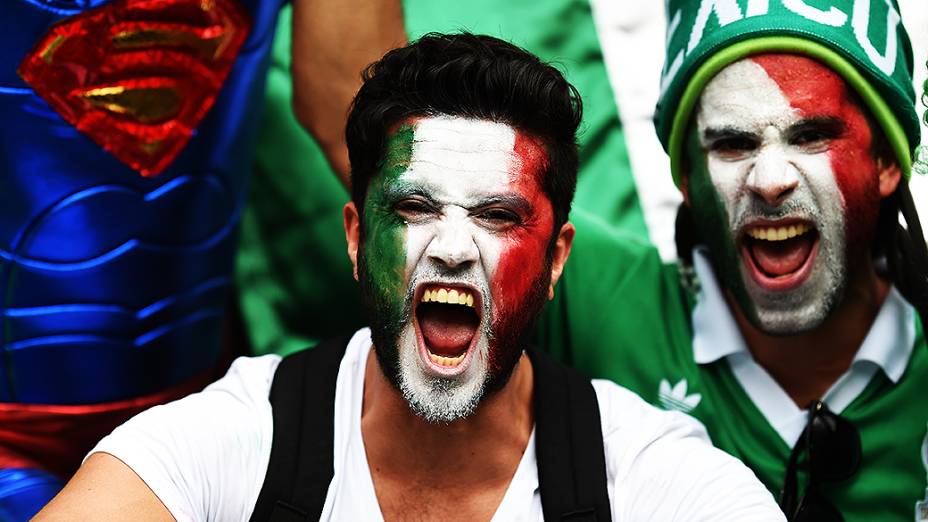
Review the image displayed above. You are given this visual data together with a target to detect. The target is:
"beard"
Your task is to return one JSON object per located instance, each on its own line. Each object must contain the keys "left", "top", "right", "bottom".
{"left": 357, "top": 245, "right": 553, "bottom": 423}
{"left": 695, "top": 183, "right": 848, "bottom": 335}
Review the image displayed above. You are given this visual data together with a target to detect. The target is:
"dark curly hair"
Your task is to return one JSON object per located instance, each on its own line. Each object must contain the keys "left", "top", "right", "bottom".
{"left": 345, "top": 32, "right": 583, "bottom": 231}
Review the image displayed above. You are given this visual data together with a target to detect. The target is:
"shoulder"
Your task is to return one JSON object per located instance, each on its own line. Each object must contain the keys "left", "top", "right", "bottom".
{"left": 89, "top": 355, "right": 282, "bottom": 522}
{"left": 539, "top": 210, "right": 692, "bottom": 388}
{"left": 105, "top": 354, "right": 281, "bottom": 438}
{"left": 591, "top": 378, "right": 709, "bottom": 451}
{"left": 206, "top": 354, "right": 283, "bottom": 402}
{"left": 591, "top": 379, "right": 785, "bottom": 521}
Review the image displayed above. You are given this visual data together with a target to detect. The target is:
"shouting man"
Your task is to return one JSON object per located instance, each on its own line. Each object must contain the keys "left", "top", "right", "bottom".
{"left": 35, "top": 34, "right": 782, "bottom": 521}
{"left": 539, "top": 1, "right": 928, "bottom": 521}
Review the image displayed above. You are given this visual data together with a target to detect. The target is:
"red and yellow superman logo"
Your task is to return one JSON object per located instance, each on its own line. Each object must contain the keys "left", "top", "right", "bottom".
{"left": 18, "top": 0, "right": 251, "bottom": 176}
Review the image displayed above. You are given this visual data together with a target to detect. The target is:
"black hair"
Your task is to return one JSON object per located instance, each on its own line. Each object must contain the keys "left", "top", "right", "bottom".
{"left": 876, "top": 181, "right": 928, "bottom": 327}
{"left": 345, "top": 32, "right": 582, "bottom": 230}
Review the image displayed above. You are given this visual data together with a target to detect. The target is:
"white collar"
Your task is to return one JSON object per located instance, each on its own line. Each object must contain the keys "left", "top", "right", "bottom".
{"left": 690, "top": 248, "right": 917, "bottom": 446}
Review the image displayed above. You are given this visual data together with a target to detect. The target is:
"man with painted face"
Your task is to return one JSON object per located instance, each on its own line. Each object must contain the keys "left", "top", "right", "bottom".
{"left": 34, "top": 33, "right": 784, "bottom": 521}
{"left": 538, "top": 1, "right": 928, "bottom": 521}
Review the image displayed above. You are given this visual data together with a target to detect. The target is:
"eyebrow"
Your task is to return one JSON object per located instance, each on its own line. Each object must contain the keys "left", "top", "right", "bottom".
{"left": 382, "top": 185, "right": 440, "bottom": 206}
{"left": 466, "top": 194, "right": 532, "bottom": 214}
{"left": 383, "top": 185, "right": 533, "bottom": 213}
{"left": 786, "top": 116, "right": 846, "bottom": 137}
{"left": 702, "top": 116, "right": 847, "bottom": 144}
{"left": 702, "top": 126, "right": 759, "bottom": 144}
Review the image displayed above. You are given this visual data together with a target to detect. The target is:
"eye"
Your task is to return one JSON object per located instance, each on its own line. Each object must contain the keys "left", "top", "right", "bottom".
{"left": 790, "top": 129, "right": 837, "bottom": 153}
{"left": 394, "top": 198, "right": 437, "bottom": 221}
{"left": 788, "top": 119, "right": 844, "bottom": 152}
{"left": 710, "top": 136, "right": 759, "bottom": 159}
{"left": 474, "top": 207, "right": 522, "bottom": 230}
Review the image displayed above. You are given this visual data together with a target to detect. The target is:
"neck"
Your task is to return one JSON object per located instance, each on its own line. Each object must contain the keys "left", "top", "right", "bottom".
{"left": 361, "top": 347, "right": 534, "bottom": 491}
{"left": 729, "top": 259, "right": 889, "bottom": 408}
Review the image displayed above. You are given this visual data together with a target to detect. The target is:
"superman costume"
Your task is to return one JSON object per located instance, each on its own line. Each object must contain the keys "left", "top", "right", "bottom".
{"left": 0, "top": 0, "right": 283, "bottom": 519}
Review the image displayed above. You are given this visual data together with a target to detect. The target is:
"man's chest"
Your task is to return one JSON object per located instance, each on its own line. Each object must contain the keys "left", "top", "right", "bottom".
{"left": 691, "top": 350, "right": 928, "bottom": 522}
{"left": 325, "top": 434, "right": 541, "bottom": 521}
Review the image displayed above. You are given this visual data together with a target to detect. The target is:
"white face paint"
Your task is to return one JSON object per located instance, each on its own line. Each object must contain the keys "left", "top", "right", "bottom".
{"left": 386, "top": 115, "right": 549, "bottom": 422}
{"left": 399, "top": 116, "right": 517, "bottom": 281}
{"left": 694, "top": 59, "right": 848, "bottom": 333}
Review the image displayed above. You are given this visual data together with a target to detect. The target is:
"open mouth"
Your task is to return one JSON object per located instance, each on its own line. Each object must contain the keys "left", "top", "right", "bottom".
{"left": 741, "top": 221, "right": 819, "bottom": 291}
{"left": 413, "top": 284, "right": 482, "bottom": 375}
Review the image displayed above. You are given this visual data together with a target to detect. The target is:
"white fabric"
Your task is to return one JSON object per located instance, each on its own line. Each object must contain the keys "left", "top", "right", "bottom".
{"left": 92, "top": 327, "right": 783, "bottom": 522}
{"left": 691, "top": 248, "right": 917, "bottom": 447}
{"left": 589, "top": 0, "right": 682, "bottom": 261}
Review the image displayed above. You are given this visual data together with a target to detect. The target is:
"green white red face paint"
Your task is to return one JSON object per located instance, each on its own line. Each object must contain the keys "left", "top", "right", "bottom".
{"left": 359, "top": 115, "right": 554, "bottom": 422}
{"left": 688, "top": 54, "right": 880, "bottom": 334}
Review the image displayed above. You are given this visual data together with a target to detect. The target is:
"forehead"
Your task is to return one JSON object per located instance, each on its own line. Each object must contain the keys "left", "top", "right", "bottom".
{"left": 391, "top": 116, "right": 539, "bottom": 197}
{"left": 697, "top": 54, "right": 852, "bottom": 132}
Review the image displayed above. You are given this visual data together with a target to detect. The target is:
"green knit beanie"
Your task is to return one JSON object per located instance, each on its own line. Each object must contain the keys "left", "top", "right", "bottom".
{"left": 655, "top": 0, "right": 921, "bottom": 186}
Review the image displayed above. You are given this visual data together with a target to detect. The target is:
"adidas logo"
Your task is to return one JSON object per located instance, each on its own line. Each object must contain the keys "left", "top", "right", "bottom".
{"left": 658, "top": 378, "right": 702, "bottom": 414}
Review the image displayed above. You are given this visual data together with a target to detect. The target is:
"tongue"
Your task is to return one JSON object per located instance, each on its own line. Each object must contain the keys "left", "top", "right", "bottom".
{"left": 419, "top": 305, "right": 477, "bottom": 357}
{"left": 750, "top": 235, "right": 814, "bottom": 277}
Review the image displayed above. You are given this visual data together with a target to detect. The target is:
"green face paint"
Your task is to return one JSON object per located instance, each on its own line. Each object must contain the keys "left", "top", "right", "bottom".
{"left": 684, "top": 127, "right": 758, "bottom": 325}
{"left": 360, "top": 124, "right": 416, "bottom": 336}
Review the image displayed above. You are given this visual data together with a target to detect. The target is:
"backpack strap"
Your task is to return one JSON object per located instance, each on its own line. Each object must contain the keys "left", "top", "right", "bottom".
{"left": 527, "top": 347, "right": 612, "bottom": 522}
{"left": 249, "top": 335, "right": 351, "bottom": 522}
{"left": 250, "top": 337, "right": 611, "bottom": 521}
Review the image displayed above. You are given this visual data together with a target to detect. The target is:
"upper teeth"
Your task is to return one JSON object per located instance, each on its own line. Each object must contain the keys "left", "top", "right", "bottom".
{"left": 421, "top": 287, "right": 475, "bottom": 307}
{"left": 747, "top": 223, "right": 811, "bottom": 241}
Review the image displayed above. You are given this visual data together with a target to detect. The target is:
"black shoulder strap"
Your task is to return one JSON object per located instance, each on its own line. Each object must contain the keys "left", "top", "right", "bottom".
{"left": 527, "top": 347, "right": 612, "bottom": 522}
{"left": 250, "top": 337, "right": 610, "bottom": 521}
{"left": 249, "top": 335, "right": 351, "bottom": 522}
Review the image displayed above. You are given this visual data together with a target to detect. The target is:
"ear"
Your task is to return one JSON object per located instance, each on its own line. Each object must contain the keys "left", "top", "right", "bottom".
{"left": 680, "top": 172, "right": 692, "bottom": 206}
{"left": 547, "top": 221, "right": 575, "bottom": 300}
{"left": 344, "top": 202, "right": 361, "bottom": 281}
{"left": 679, "top": 131, "right": 696, "bottom": 206}
{"left": 877, "top": 158, "right": 902, "bottom": 198}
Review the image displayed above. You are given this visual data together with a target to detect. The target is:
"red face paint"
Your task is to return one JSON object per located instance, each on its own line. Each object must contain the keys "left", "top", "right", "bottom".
{"left": 752, "top": 54, "right": 880, "bottom": 255}
{"left": 488, "top": 132, "right": 554, "bottom": 372}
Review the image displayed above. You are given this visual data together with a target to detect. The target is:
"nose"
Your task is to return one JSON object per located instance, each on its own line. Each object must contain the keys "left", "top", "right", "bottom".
{"left": 426, "top": 219, "right": 479, "bottom": 269}
{"left": 745, "top": 148, "right": 800, "bottom": 206}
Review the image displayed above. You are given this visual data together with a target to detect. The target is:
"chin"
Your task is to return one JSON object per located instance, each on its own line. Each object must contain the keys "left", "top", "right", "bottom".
{"left": 395, "top": 325, "right": 490, "bottom": 423}
{"left": 746, "top": 299, "right": 833, "bottom": 335}
{"left": 740, "top": 257, "right": 845, "bottom": 336}
{"left": 365, "top": 265, "right": 547, "bottom": 423}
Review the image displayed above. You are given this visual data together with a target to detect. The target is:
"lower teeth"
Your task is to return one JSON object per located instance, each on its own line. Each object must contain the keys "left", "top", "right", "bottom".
{"left": 428, "top": 351, "right": 466, "bottom": 367}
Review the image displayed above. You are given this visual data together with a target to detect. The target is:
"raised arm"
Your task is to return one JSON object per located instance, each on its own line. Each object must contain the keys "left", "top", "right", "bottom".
{"left": 291, "top": 0, "right": 406, "bottom": 185}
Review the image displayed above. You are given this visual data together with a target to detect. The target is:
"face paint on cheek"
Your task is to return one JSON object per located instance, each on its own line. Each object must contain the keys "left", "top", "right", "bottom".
{"left": 684, "top": 128, "right": 759, "bottom": 322}
{"left": 753, "top": 55, "right": 881, "bottom": 254}
{"left": 487, "top": 133, "right": 555, "bottom": 371}
{"left": 361, "top": 124, "right": 416, "bottom": 327}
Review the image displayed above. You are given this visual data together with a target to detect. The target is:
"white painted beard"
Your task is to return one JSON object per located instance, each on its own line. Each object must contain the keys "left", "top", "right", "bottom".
{"left": 392, "top": 264, "right": 494, "bottom": 424}
{"left": 730, "top": 186, "right": 848, "bottom": 334}
{"left": 395, "top": 324, "right": 490, "bottom": 423}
